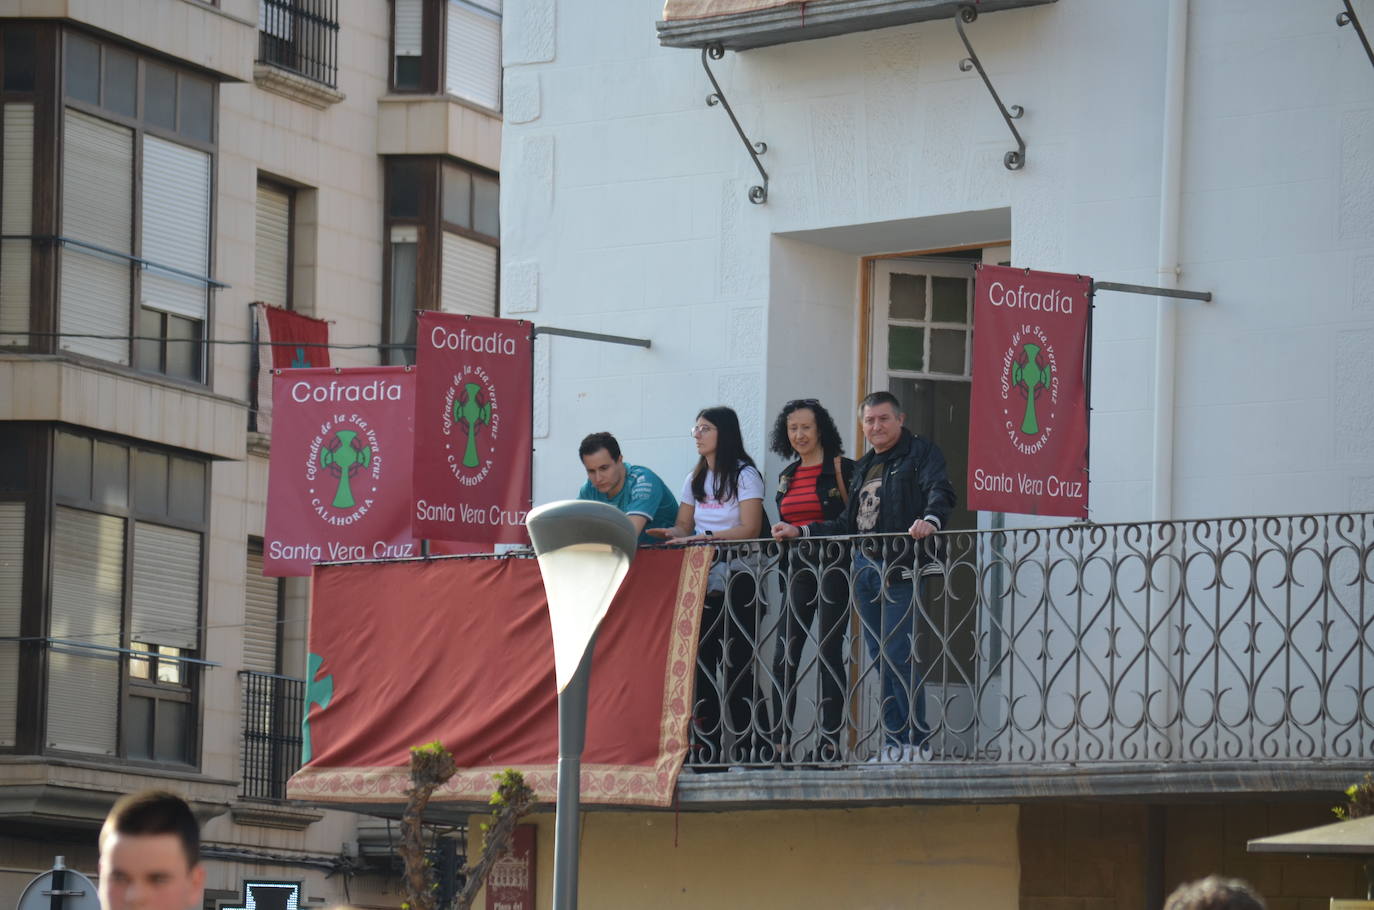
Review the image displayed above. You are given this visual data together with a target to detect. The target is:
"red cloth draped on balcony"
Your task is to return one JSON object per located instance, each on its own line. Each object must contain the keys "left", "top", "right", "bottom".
{"left": 662, "top": 0, "right": 800, "bottom": 20}
{"left": 287, "top": 547, "right": 710, "bottom": 808}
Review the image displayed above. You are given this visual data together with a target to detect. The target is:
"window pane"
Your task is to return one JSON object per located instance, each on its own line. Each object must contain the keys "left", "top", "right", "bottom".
{"left": 64, "top": 33, "right": 100, "bottom": 105}
{"left": 0, "top": 430, "right": 25, "bottom": 491}
{"left": 54, "top": 432, "right": 91, "bottom": 501}
{"left": 47, "top": 650, "right": 118, "bottom": 754}
{"left": 103, "top": 46, "right": 137, "bottom": 117}
{"left": 125, "top": 694, "right": 153, "bottom": 759}
{"left": 169, "top": 456, "right": 205, "bottom": 524}
{"left": 130, "top": 641, "right": 152, "bottom": 680}
{"left": 156, "top": 646, "right": 185, "bottom": 685}
{"left": 888, "top": 325, "right": 924, "bottom": 372}
{"left": 932, "top": 276, "right": 969, "bottom": 323}
{"left": 143, "top": 62, "right": 177, "bottom": 131}
{"left": 888, "top": 273, "right": 925, "bottom": 321}
{"left": 92, "top": 440, "right": 128, "bottom": 510}
{"left": 136, "top": 307, "right": 162, "bottom": 372}
{"left": 155, "top": 699, "right": 189, "bottom": 762}
{"left": 389, "top": 241, "right": 418, "bottom": 366}
{"left": 4, "top": 28, "right": 37, "bottom": 92}
{"left": 134, "top": 450, "right": 168, "bottom": 517}
{"left": 164, "top": 314, "right": 202, "bottom": 382}
{"left": 473, "top": 174, "right": 498, "bottom": 237}
{"left": 442, "top": 164, "right": 471, "bottom": 228}
{"left": 394, "top": 55, "right": 421, "bottom": 90}
{"left": 177, "top": 75, "right": 212, "bottom": 142}
{"left": 930, "top": 328, "right": 966, "bottom": 375}
{"left": 387, "top": 160, "right": 424, "bottom": 218}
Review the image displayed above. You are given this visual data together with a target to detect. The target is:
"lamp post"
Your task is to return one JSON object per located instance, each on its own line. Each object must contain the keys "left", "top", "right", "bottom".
{"left": 526, "top": 500, "right": 638, "bottom": 910}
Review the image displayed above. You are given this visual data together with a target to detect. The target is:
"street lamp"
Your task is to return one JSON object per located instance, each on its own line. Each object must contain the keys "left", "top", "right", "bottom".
{"left": 526, "top": 500, "right": 638, "bottom": 910}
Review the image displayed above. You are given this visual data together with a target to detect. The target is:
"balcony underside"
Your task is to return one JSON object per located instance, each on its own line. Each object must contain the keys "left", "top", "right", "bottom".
{"left": 657, "top": 0, "right": 1058, "bottom": 51}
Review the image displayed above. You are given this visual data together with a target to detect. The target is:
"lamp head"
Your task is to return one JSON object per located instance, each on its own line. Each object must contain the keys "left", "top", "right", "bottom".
{"left": 526, "top": 500, "right": 638, "bottom": 691}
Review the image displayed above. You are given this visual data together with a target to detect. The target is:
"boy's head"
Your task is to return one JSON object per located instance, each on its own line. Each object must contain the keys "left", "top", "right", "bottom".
{"left": 98, "top": 790, "right": 204, "bottom": 910}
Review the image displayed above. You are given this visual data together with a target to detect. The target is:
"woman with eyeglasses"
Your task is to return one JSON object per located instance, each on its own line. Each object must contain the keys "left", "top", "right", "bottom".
{"left": 768, "top": 398, "right": 855, "bottom": 765}
{"left": 648, "top": 406, "right": 765, "bottom": 766}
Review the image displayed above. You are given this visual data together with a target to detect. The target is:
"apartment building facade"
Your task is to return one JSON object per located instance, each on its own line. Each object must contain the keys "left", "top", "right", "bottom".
{"left": 0, "top": 1, "right": 500, "bottom": 907}
{"left": 471, "top": 0, "right": 1374, "bottom": 905}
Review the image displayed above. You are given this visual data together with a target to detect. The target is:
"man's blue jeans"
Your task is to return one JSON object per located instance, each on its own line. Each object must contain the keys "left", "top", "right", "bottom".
{"left": 852, "top": 550, "right": 928, "bottom": 747}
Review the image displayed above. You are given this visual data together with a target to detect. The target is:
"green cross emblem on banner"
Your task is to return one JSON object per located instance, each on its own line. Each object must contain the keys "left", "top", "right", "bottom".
{"left": 319, "top": 430, "right": 372, "bottom": 509}
{"left": 453, "top": 382, "right": 492, "bottom": 468}
{"left": 302, "top": 652, "right": 333, "bottom": 764}
{"left": 1011, "top": 342, "right": 1052, "bottom": 435}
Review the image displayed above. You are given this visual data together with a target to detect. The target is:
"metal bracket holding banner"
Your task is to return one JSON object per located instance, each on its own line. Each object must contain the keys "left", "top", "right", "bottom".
{"left": 1339, "top": 0, "right": 1374, "bottom": 71}
{"left": 533, "top": 326, "right": 651, "bottom": 348}
{"left": 701, "top": 42, "right": 770, "bottom": 204}
{"left": 955, "top": 5, "right": 1027, "bottom": 171}
{"left": 1092, "top": 280, "right": 1212, "bottom": 302}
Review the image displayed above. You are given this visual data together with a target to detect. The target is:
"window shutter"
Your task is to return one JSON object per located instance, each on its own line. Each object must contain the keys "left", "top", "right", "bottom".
{"left": 395, "top": 0, "right": 423, "bottom": 56}
{"left": 243, "top": 542, "right": 281, "bottom": 674}
{"left": 47, "top": 507, "right": 122, "bottom": 754}
{"left": 255, "top": 183, "right": 291, "bottom": 309}
{"left": 60, "top": 109, "right": 133, "bottom": 364}
{"left": 141, "top": 136, "right": 211, "bottom": 321}
{"left": 0, "top": 502, "right": 23, "bottom": 746}
{"left": 445, "top": 1, "right": 501, "bottom": 110}
{"left": 440, "top": 231, "right": 497, "bottom": 317}
{"left": 131, "top": 522, "right": 201, "bottom": 651}
{"left": 1, "top": 103, "right": 33, "bottom": 348}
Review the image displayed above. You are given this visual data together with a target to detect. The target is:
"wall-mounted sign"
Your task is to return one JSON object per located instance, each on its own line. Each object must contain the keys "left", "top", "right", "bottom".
{"left": 412, "top": 313, "right": 533, "bottom": 544}
{"left": 486, "top": 825, "right": 537, "bottom": 910}
{"left": 967, "top": 265, "right": 1092, "bottom": 519}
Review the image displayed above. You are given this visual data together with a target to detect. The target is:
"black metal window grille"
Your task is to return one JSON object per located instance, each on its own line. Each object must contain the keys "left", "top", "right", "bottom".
{"left": 257, "top": 0, "right": 340, "bottom": 89}
{"left": 240, "top": 670, "right": 305, "bottom": 799}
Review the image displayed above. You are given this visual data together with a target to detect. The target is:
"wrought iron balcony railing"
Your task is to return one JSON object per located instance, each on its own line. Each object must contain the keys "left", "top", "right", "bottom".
{"left": 685, "top": 513, "right": 1374, "bottom": 772}
{"left": 257, "top": 0, "right": 340, "bottom": 89}
{"left": 240, "top": 670, "right": 304, "bottom": 800}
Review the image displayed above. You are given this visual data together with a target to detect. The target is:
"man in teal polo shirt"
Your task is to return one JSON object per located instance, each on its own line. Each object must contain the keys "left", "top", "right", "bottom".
{"left": 577, "top": 431, "right": 678, "bottom": 544}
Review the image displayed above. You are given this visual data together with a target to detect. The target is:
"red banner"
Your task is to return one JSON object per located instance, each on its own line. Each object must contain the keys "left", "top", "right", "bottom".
{"left": 287, "top": 547, "right": 710, "bottom": 808}
{"left": 412, "top": 313, "right": 533, "bottom": 544}
{"left": 252, "top": 304, "right": 330, "bottom": 434}
{"left": 263, "top": 366, "right": 419, "bottom": 576}
{"left": 967, "top": 265, "right": 1091, "bottom": 518}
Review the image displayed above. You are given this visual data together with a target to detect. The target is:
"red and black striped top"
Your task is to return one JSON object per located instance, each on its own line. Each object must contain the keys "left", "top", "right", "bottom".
{"left": 779, "top": 462, "right": 826, "bottom": 526}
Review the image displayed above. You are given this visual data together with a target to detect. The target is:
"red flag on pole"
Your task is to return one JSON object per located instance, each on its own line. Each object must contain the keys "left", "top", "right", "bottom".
{"left": 967, "top": 265, "right": 1092, "bottom": 519}
{"left": 252, "top": 304, "right": 330, "bottom": 434}
{"left": 412, "top": 313, "right": 533, "bottom": 544}
{"left": 263, "top": 366, "right": 419, "bottom": 576}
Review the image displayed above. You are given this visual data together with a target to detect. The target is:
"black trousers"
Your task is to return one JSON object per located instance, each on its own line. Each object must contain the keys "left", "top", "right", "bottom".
{"left": 692, "top": 569, "right": 759, "bottom": 765}
{"left": 771, "top": 548, "right": 849, "bottom": 761}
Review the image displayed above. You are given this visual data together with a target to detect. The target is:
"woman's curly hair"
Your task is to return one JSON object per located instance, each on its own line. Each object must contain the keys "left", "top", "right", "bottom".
{"left": 769, "top": 399, "right": 845, "bottom": 460}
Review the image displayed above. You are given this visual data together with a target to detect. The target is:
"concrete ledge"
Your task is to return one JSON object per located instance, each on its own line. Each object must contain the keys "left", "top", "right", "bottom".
{"left": 0, "top": 354, "right": 248, "bottom": 460}
{"left": 2, "top": 0, "right": 257, "bottom": 82}
{"left": 253, "top": 64, "right": 345, "bottom": 110}
{"left": 376, "top": 95, "right": 502, "bottom": 172}
{"left": 657, "top": 0, "right": 1057, "bottom": 51}
{"left": 0, "top": 756, "right": 237, "bottom": 828}
{"left": 290, "top": 760, "right": 1365, "bottom": 824}
{"left": 230, "top": 800, "right": 324, "bottom": 830}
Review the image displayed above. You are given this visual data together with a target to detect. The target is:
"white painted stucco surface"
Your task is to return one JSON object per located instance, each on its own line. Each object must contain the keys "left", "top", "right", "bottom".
{"left": 502, "top": 0, "right": 1374, "bottom": 523}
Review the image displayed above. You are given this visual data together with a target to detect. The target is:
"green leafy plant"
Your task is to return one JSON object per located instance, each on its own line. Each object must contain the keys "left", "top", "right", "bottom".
{"left": 397, "top": 742, "right": 534, "bottom": 910}
{"left": 1333, "top": 773, "right": 1374, "bottom": 820}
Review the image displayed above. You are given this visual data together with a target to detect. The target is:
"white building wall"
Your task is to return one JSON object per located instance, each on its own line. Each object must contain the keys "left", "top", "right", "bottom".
{"left": 505, "top": 0, "right": 1374, "bottom": 524}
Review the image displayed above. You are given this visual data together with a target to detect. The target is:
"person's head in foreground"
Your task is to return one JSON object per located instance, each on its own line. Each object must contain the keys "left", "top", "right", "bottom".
{"left": 1164, "top": 875, "right": 1265, "bottom": 910}
{"left": 99, "top": 790, "right": 204, "bottom": 910}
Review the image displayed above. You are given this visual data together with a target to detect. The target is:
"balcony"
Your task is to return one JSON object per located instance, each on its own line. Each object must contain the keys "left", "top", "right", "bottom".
{"left": 675, "top": 513, "right": 1374, "bottom": 804}
{"left": 255, "top": 0, "right": 343, "bottom": 107}
{"left": 239, "top": 670, "right": 304, "bottom": 801}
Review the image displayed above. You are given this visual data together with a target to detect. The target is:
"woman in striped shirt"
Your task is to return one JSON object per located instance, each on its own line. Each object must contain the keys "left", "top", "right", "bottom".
{"left": 769, "top": 398, "right": 855, "bottom": 764}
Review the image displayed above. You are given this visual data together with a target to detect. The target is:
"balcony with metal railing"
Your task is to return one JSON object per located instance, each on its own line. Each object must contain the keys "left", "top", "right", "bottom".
{"left": 240, "top": 670, "right": 305, "bottom": 801}
{"left": 256, "top": 0, "right": 340, "bottom": 90}
{"left": 241, "top": 513, "right": 1374, "bottom": 810}
{"left": 677, "top": 513, "right": 1374, "bottom": 804}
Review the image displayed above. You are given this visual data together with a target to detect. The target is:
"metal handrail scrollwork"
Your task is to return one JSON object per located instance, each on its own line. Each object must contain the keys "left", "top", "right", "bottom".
{"left": 954, "top": 5, "right": 1027, "bottom": 171}
{"left": 701, "top": 43, "right": 770, "bottom": 204}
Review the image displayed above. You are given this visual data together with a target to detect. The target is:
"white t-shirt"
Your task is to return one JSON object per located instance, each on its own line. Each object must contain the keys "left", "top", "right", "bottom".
{"left": 679, "top": 464, "right": 765, "bottom": 535}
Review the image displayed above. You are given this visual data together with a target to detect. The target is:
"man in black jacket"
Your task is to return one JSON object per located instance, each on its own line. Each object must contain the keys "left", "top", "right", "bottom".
{"left": 772, "top": 390, "right": 957, "bottom": 762}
